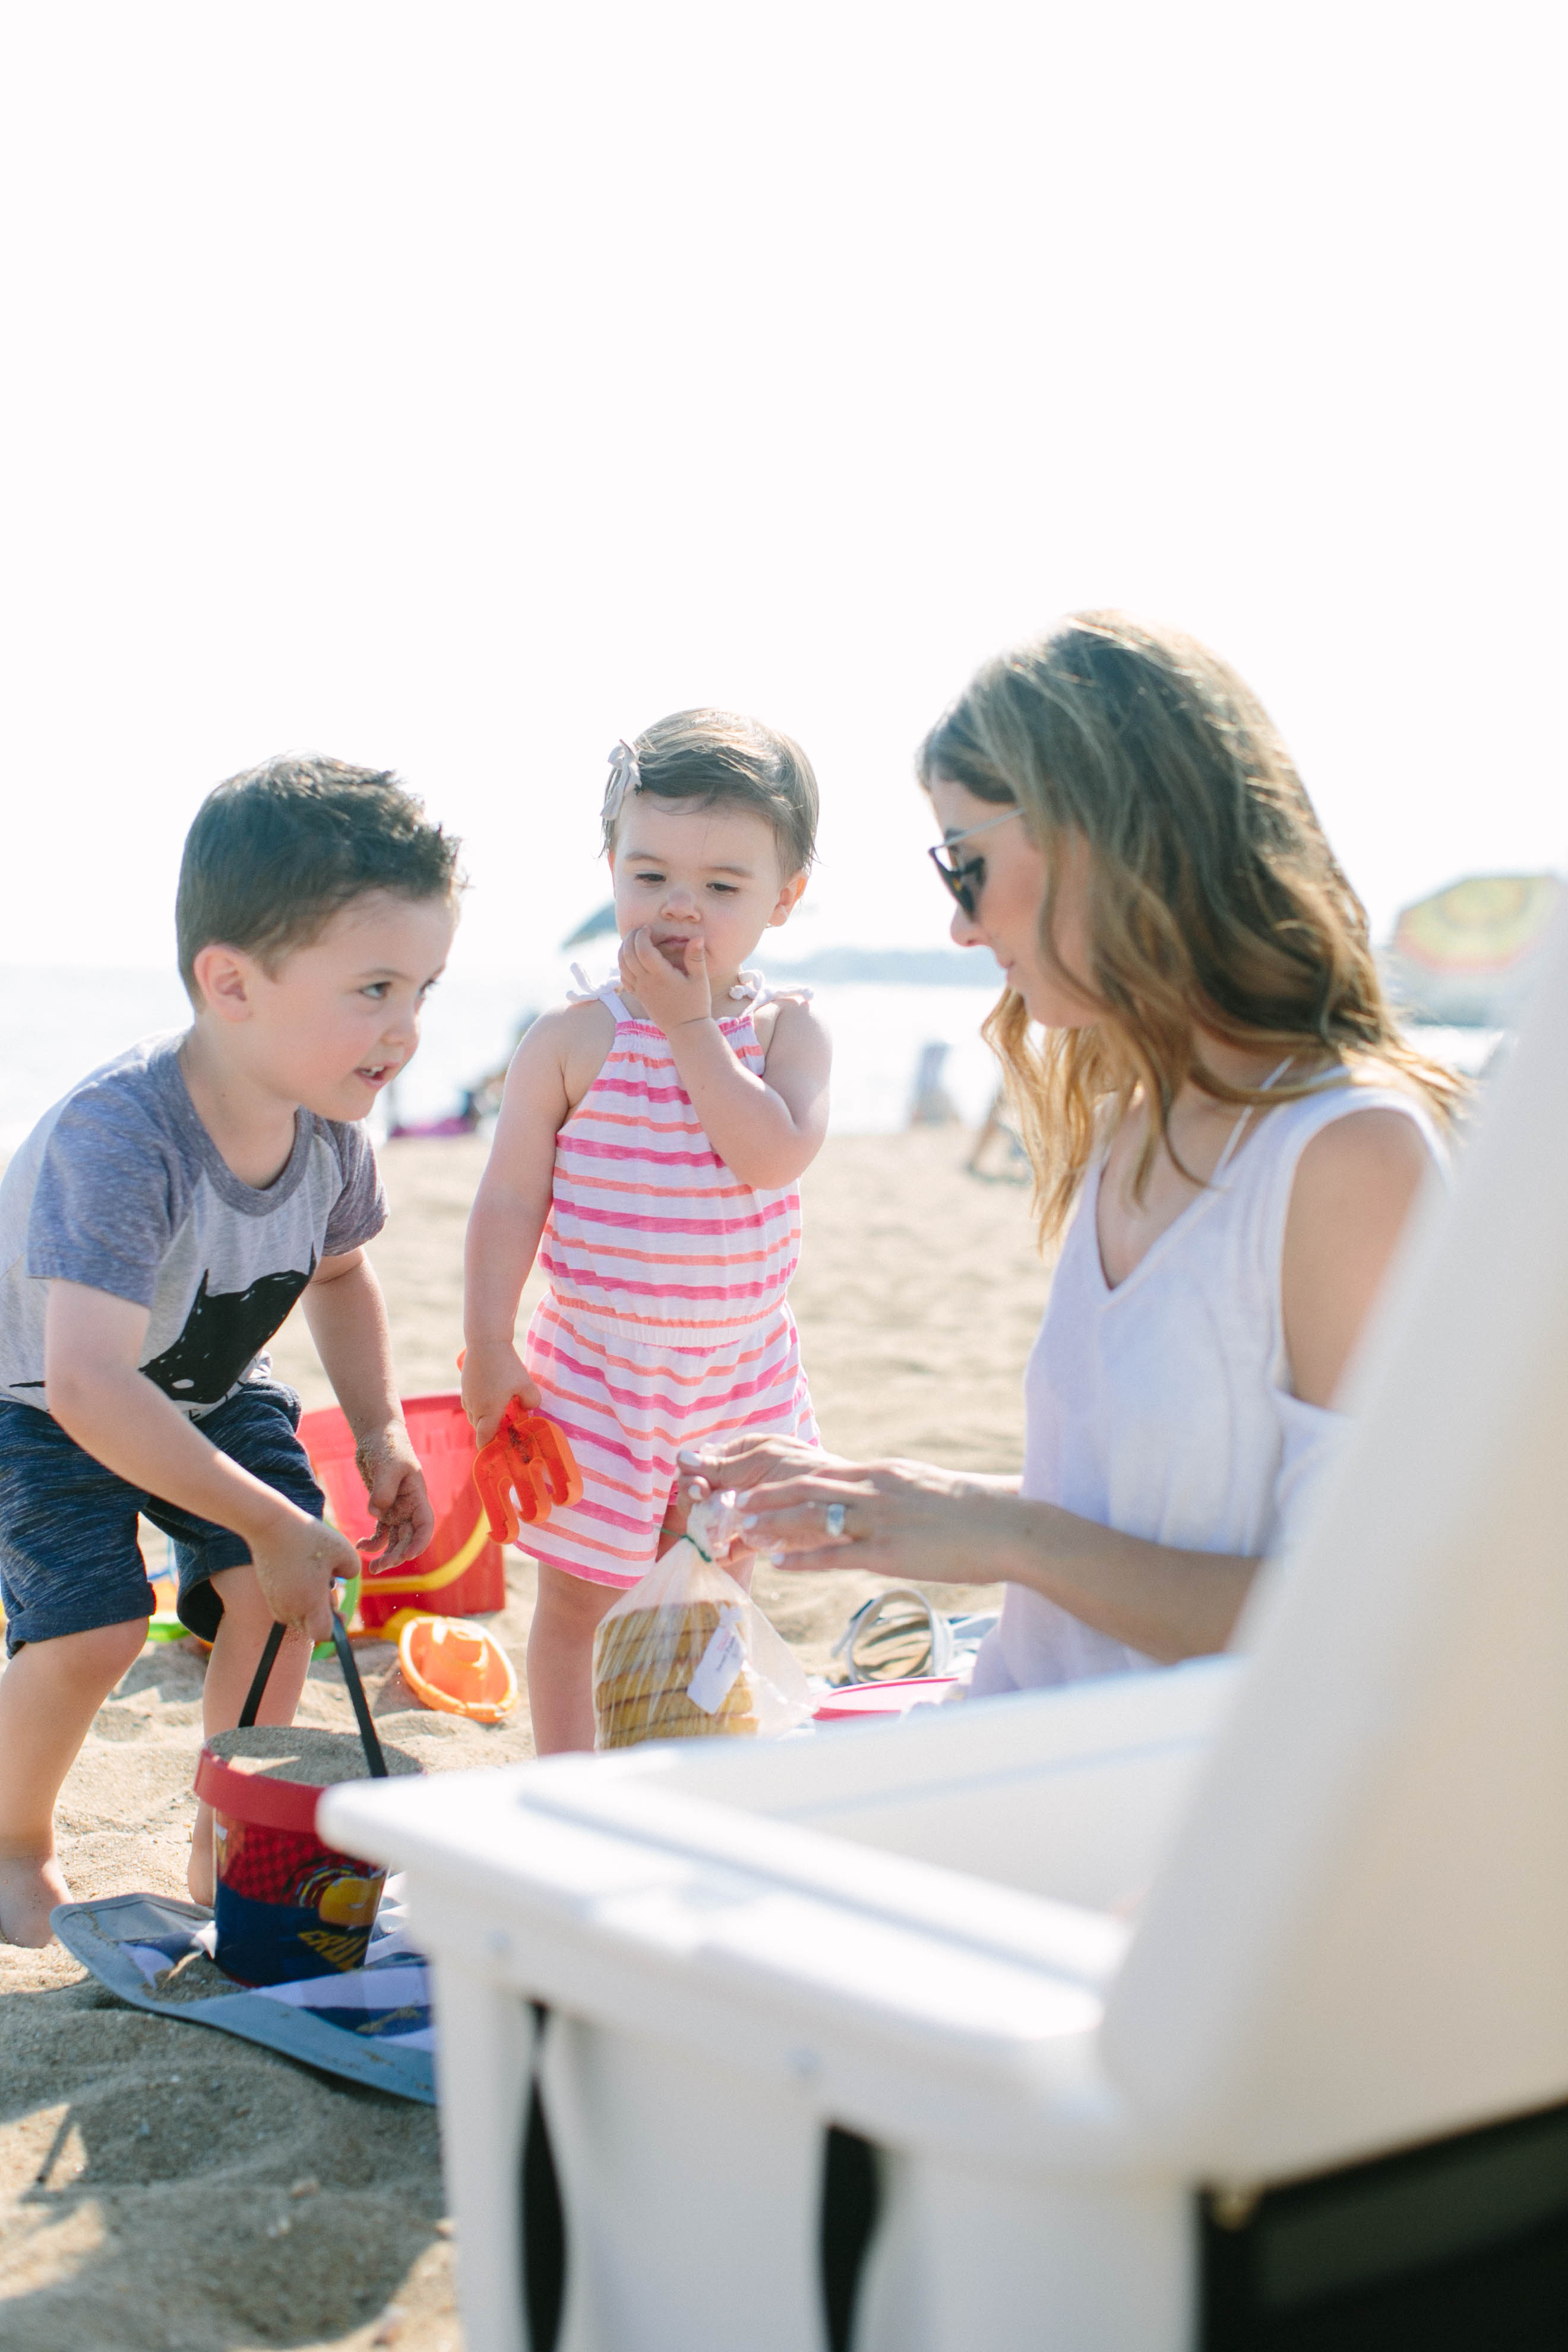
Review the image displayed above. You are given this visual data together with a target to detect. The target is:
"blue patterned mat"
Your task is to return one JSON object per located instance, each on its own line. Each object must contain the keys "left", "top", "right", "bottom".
{"left": 51, "top": 1885, "right": 435, "bottom": 2104}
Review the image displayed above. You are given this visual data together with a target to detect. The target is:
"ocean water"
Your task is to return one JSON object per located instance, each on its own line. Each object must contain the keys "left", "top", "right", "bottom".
{"left": 0, "top": 962, "right": 1010, "bottom": 1153}
{"left": 0, "top": 963, "right": 1501, "bottom": 1161}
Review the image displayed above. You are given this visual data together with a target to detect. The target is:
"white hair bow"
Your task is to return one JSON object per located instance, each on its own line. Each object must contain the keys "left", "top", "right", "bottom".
{"left": 602, "top": 739, "right": 641, "bottom": 829}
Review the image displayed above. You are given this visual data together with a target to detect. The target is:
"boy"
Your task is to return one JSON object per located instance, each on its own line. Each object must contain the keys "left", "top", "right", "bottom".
{"left": 0, "top": 755, "right": 460, "bottom": 1946}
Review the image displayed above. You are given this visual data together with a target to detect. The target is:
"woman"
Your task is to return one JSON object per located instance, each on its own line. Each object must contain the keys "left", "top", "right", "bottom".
{"left": 682, "top": 614, "right": 1459, "bottom": 1691}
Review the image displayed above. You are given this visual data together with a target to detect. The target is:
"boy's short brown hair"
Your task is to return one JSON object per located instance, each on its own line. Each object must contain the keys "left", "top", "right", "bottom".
{"left": 176, "top": 754, "right": 462, "bottom": 1003}
{"left": 607, "top": 710, "right": 818, "bottom": 877}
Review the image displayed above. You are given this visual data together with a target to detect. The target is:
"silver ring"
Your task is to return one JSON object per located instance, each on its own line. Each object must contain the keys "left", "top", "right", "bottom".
{"left": 825, "top": 1501, "right": 847, "bottom": 1539}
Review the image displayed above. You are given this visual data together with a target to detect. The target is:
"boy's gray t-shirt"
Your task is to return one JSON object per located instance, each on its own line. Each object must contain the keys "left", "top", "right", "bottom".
{"left": 0, "top": 1036, "right": 386, "bottom": 1418}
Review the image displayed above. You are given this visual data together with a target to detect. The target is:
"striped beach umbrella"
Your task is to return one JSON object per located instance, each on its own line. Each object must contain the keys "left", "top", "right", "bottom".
{"left": 1385, "top": 872, "right": 1563, "bottom": 1026}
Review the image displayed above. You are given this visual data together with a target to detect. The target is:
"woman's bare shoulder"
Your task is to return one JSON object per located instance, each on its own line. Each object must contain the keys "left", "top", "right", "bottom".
{"left": 1294, "top": 1095, "right": 1437, "bottom": 1197}
{"left": 1282, "top": 1101, "right": 1436, "bottom": 1406}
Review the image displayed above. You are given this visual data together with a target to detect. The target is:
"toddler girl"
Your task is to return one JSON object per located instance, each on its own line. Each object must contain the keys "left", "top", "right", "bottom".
{"left": 462, "top": 711, "right": 829, "bottom": 1750}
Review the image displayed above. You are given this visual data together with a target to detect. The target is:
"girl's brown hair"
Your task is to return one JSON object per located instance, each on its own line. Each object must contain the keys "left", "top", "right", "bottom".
{"left": 606, "top": 709, "right": 818, "bottom": 878}
{"left": 918, "top": 612, "right": 1461, "bottom": 1243}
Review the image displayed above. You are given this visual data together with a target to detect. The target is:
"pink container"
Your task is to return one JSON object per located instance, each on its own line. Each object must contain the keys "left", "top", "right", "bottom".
{"left": 298, "top": 1392, "right": 507, "bottom": 1632}
{"left": 813, "top": 1676, "right": 960, "bottom": 1724}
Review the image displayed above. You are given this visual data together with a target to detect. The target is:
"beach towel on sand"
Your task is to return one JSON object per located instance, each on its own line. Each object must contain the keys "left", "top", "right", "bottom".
{"left": 51, "top": 1882, "right": 434, "bottom": 2104}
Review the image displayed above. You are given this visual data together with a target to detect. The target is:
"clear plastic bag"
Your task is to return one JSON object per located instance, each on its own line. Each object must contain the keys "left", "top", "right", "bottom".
{"left": 592, "top": 1491, "right": 814, "bottom": 1750}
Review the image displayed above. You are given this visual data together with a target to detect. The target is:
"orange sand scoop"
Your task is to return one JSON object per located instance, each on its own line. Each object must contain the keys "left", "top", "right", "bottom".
{"left": 397, "top": 1614, "right": 519, "bottom": 1722}
{"left": 472, "top": 1399, "right": 584, "bottom": 1543}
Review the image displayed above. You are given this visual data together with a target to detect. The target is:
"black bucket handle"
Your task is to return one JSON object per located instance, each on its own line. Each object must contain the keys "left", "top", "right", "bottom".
{"left": 238, "top": 1610, "right": 389, "bottom": 1779}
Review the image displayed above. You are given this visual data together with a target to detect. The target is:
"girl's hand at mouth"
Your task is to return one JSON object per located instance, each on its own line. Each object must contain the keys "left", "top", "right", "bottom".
{"left": 619, "top": 925, "right": 715, "bottom": 1031}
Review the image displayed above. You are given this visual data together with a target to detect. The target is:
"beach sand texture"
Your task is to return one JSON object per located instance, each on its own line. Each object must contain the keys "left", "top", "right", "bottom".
{"left": 1, "top": 1128, "right": 1044, "bottom": 2349}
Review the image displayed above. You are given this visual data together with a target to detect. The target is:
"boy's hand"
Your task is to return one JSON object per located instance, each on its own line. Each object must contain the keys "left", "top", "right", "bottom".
{"left": 461, "top": 1342, "right": 542, "bottom": 1449}
{"left": 619, "top": 925, "right": 714, "bottom": 1032}
{"left": 249, "top": 1507, "right": 358, "bottom": 1643}
{"left": 355, "top": 1422, "right": 437, "bottom": 1568}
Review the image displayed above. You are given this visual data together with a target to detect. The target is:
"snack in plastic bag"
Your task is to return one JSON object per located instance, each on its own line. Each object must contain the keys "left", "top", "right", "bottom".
{"left": 592, "top": 1491, "right": 814, "bottom": 1750}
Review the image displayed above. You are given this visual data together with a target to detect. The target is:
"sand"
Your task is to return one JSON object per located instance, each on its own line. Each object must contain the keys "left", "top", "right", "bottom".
{"left": 206, "top": 1725, "right": 428, "bottom": 1784}
{"left": 0, "top": 1126, "right": 1045, "bottom": 2349}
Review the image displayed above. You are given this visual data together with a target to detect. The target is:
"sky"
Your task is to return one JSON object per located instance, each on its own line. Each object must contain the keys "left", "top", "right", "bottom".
{"left": 1, "top": 0, "right": 1562, "bottom": 980}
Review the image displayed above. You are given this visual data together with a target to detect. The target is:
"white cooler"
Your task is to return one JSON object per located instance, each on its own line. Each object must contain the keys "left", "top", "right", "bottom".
{"left": 327, "top": 918, "right": 1568, "bottom": 2352}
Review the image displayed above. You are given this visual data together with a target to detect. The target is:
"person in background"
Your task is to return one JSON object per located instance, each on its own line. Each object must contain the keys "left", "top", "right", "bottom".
{"left": 683, "top": 613, "right": 1460, "bottom": 1692}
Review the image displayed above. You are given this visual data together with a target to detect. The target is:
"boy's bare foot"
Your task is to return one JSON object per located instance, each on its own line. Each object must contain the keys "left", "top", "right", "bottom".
{"left": 0, "top": 1851, "right": 71, "bottom": 1947}
{"left": 187, "top": 1804, "right": 216, "bottom": 1909}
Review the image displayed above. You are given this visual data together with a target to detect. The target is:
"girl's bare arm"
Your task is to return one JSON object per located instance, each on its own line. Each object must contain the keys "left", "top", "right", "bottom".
{"left": 619, "top": 927, "right": 832, "bottom": 1185}
{"left": 461, "top": 1003, "right": 607, "bottom": 1444}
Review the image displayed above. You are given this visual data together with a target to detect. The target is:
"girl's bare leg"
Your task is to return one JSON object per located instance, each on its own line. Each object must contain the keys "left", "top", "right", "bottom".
{"left": 526, "top": 1564, "right": 623, "bottom": 1754}
{"left": 0, "top": 1618, "right": 147, "bottom": 1946}
{"left": 526, "top": 1495, "right": 758, "bottom": 1757}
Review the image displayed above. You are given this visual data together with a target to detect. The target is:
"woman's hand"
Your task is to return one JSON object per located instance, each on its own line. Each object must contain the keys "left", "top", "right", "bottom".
{"left": 681, "top": 1436, "right": 1017, "bottom": 1585}
{"left": 684, "top": 1431, "right": 1250, "bottom": 1656}
{"left": 678, "top": 1433, "right": 847, "bottom": 1492}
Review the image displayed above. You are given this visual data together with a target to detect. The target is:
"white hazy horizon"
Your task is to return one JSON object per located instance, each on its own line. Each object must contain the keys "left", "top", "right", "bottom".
{"left": 2, "top": 2, "right": 1563, "bottom": 977}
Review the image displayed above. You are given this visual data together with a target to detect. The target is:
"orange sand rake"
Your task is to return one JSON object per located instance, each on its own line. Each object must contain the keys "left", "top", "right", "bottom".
{"left": 472, "top": 1397, "right": 584, "bottom": 1544}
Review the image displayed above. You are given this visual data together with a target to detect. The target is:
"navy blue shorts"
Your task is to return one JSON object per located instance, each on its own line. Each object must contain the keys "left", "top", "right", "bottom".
{"left": 0, "top": 1382, "right": 325, "bottom": 1654}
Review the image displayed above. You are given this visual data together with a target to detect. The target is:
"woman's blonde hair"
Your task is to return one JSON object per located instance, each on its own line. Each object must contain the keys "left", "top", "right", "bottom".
{"left": 919, "top": 612, "right": 1462, "bottom": 1242}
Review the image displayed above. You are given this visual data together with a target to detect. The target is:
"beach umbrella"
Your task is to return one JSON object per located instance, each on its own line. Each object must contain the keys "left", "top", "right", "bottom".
{"left": 1384, "top": 871, "right": 1562, "bottom": 1027}
{"left": 562, "top": 902, "right": 618, "bottom": 949}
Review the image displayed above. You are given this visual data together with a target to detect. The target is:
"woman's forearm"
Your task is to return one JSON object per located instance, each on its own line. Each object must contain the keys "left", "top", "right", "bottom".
{"left": 709, "top": 1441, "right": 1256, "bottom": 1664}
{"left": 981, "top": 1491, "right": 1257, "bottom": 1662}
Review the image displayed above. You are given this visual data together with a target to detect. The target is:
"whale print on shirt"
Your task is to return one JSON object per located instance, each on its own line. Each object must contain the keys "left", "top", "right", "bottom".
{"left": 137, "top": 1260, "right": 317, "bottom": 1405}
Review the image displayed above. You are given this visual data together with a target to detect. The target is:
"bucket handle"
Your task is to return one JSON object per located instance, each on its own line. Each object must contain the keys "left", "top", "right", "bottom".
{"left": 239, "top": 1612, "right": 390, "bottom": 1780}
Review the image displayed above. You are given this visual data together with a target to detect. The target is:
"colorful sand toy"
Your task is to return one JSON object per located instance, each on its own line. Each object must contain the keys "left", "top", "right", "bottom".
{"left": 145, "top": 1573, "right": 186, "bottom": 1643}
{"left": 195, "top": 1614, "right": 392, "bottom": 1987}
{"left": 395, "top": 1614, "right": 519, "bottom": 1724}
{"left": 471, "top": 1398, "right": 584, "bottom": 1544}
{"left": 300, "top": 1394, "right": 508, "bottom": 1631}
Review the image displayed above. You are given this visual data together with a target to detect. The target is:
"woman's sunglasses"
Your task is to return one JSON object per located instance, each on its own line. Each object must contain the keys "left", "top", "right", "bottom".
{"left": 926, "top": 805, "right": 1023, "bottom": 918}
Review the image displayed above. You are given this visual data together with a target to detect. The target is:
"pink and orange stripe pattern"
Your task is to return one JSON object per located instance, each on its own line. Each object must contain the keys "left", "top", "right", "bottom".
{"left": 521, "top": 995, "right": 818, "bottom": 1586}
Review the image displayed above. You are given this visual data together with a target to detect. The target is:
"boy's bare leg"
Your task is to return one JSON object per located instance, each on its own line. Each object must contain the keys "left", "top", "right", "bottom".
{"left": 0, "top": 1618, "right": 147, "bottom": 1946}
{"left": 526, "top": 1564, "right": 622, "bottom": 1754}
{"left": 186, "top": 1562, "right": 314, "bottom": 1907}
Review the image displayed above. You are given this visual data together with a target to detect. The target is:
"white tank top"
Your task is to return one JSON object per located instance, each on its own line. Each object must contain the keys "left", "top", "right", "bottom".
{"left": 970, "top": 1076, "right": 1444, "bottom": 1696}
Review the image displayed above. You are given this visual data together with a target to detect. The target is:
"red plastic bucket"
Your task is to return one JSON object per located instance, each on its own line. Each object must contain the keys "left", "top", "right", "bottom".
{"left": 194, "top": 1745, "right": 386, "bottom": 1986}
{"left": 298, "top": 1392, "right": 505, "bottom": 1632}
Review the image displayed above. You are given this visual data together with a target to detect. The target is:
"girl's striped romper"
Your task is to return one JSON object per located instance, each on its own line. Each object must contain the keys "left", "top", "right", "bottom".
{"left": 520, "top": 978, "right": 819, "bottom": 1586}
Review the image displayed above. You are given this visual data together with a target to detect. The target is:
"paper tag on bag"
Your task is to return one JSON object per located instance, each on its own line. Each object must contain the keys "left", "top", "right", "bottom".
{"left": 687, "top": 1604, "right": 748, "bottom": 1714}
